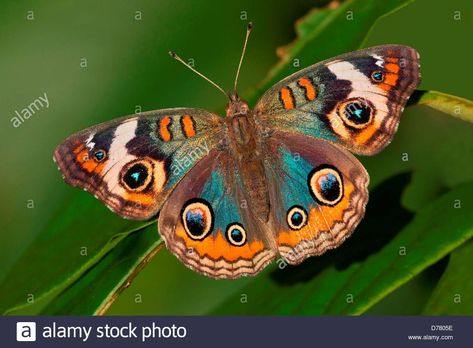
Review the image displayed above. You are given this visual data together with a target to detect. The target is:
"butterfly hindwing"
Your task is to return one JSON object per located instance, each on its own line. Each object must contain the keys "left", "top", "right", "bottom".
{"left": 54, "top": 108, "right": 223, "bottom": 220}
{"left": 255, "top": 45, "right": 421, "bottom": 155}
{"left": 158, "top": 149, "right": 276, "bottom": 279}
{"left": 264, "top": 131, "right": 369, "bottom": 264}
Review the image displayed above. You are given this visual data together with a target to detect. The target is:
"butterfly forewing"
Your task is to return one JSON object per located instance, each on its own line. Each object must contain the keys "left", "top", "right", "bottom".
{"left": 54, "top": 108, "right": 223, "bottom": 220}
{"left": 254, "top": 45, "right": 421, "bottom": 155}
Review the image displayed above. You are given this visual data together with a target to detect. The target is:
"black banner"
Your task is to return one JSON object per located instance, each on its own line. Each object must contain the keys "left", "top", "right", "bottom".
{"left": 3, "top": 316, "right": 470, "bottom": 347}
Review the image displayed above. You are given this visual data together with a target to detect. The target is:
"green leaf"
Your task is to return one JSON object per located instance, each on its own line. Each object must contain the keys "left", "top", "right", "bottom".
{"left": 212, "top": 182, "right": 473, "bottom": 314}
{"left": 422, "top": 238, "right": 473, "bottom": 315}
{"left": 0, "top": 194, "right": 153, "bottom": 314}
{"left": 409, "top": 90, "right": 473, "bottom": 123}
{"left": 40, "top": 225, "right": 162, "bottom": 315}
{"left": 363, "top": 105, "right": 473, "bottom": 211}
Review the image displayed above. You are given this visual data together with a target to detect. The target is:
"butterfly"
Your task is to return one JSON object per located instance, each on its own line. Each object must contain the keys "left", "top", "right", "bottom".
{"left": 54, "top": 23, "right": 421, "bottom": 279}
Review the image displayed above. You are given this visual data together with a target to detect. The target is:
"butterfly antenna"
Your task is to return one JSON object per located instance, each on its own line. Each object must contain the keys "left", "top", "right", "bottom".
{"left": 233, "top": 22, "right": 252, "bottom": 93}
{"left": 168, "top": 51, "right": 227, "bottom": 98}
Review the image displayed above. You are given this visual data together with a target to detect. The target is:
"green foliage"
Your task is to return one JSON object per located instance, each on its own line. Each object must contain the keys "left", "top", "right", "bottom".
{"left": 410, "top": 90, "right": 473, "bottom": 123}
{"left": 41, "top": 225, "right": 161, "bottom": 315}
{"left": 1, "top": 0, "right": 472, "bottom": 315}
{"left": 0, "top": 195, "right": 153, "bottom": 314}
{"left": 423, "top": 239, "right": 473, "bottom": 315}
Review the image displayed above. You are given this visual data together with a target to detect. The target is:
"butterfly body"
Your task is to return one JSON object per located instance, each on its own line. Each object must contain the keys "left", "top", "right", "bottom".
{"left": 224, "top": 96, "right": 272, "bottom": 222}
{"left": 55, "top": 44, "right": 420, "bottom": 279}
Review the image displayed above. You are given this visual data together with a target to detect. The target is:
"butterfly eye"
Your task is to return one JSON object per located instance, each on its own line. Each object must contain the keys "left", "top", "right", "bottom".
{"left": 181, "top": 199, "right": 214, "bottom": 240}
{"left": 371, "top": 70, "right": 385, "bottom": 82}
{"left": 93, "top": 149, "right": 106, "bottom": 162}
{"left": 308, "top": 165, "right": 344, "bottom": 206}
{"left": 121, "top": 160, "right": 153, "bottom": 192}
{"left": 286, "top": 205, "right": 308, "bottom": 230}
{"left": 338, "top": 98, "right": 374, "bottom": 129}
{"left": 226, "top": 223, "right": 247, "bottom": 246}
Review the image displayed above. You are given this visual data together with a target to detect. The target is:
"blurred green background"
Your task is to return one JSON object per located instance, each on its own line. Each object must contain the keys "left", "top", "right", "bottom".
{"left": 1, "top": 0, "right": 472, "bottom": 315}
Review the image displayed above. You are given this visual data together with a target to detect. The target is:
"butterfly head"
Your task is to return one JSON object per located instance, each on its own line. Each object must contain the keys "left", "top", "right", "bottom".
{"left": 226, "top": 93, "right": 249, "bottom": 118}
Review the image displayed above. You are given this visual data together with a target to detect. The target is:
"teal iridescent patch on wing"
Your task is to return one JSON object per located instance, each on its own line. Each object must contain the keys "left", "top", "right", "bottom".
{"left": 200, "top": 168, "right": 241, "bottom": 235}
{"left": 279, "top": 148, "right": 315, "bottom": 210}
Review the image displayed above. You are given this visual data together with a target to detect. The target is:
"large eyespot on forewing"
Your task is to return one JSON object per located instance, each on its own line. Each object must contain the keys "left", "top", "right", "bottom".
{"left": 336, "top": 97, "right": 375, "bottom": 129}
{"left": 120, "top": 159, "right": 154, "bottom": 192}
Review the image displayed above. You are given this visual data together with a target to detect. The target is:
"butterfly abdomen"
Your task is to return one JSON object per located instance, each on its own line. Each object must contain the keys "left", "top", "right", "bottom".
{"left": 225, "top": 110, "right": 271, "bottom": 222}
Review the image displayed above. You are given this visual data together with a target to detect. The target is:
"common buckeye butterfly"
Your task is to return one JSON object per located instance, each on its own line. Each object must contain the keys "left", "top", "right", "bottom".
{"left": 54, "top": 24, "right": 421, "bottom": 278}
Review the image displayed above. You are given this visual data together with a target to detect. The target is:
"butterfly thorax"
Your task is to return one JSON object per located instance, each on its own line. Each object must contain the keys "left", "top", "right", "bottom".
{"left": 225, "top": 94, "right": 253, "bottom": 146}
{"left": 225, "top": 94, "right": 270, "bottom": 222}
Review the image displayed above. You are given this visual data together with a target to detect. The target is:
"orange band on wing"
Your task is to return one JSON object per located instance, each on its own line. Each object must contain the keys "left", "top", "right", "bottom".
{"left": 159, "top": 116, "right": 172, "bottom": 142}
{"left": 298, "top": 77, "right": 317, "bottom": 101}
{"left": 385, "top": 63, "right": 400, "bottom": 74}
{"left": 176, "top": 227, "right": 265, "bottom": 262}
{"left": 181, "top": 114, "right": 196, "bottom": 138}
{"left": 280, "top": 87, "right": 295, "bottom": 110}
{"left": 378, "top": 72, "right": 399, "bottom": 91}
{"left": 277, "top": 181, "right": 354, "bottom": 247}
{"left": 75, "top": 147, "right": 105, "bottom": 174}
{"left": 123, "top": 191, "right": 154, "bottom": 206}
{"left": 376, "top": 57, "right": 400, "bottom": 91}
{"left": 355, "top": 123, "right": 379, "bottom": 145}
{"left": 385, "top": 57, "right": 399, "bottom": 63}
{"left": 73, "top": 144, "right": 85, "bottom": 154}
